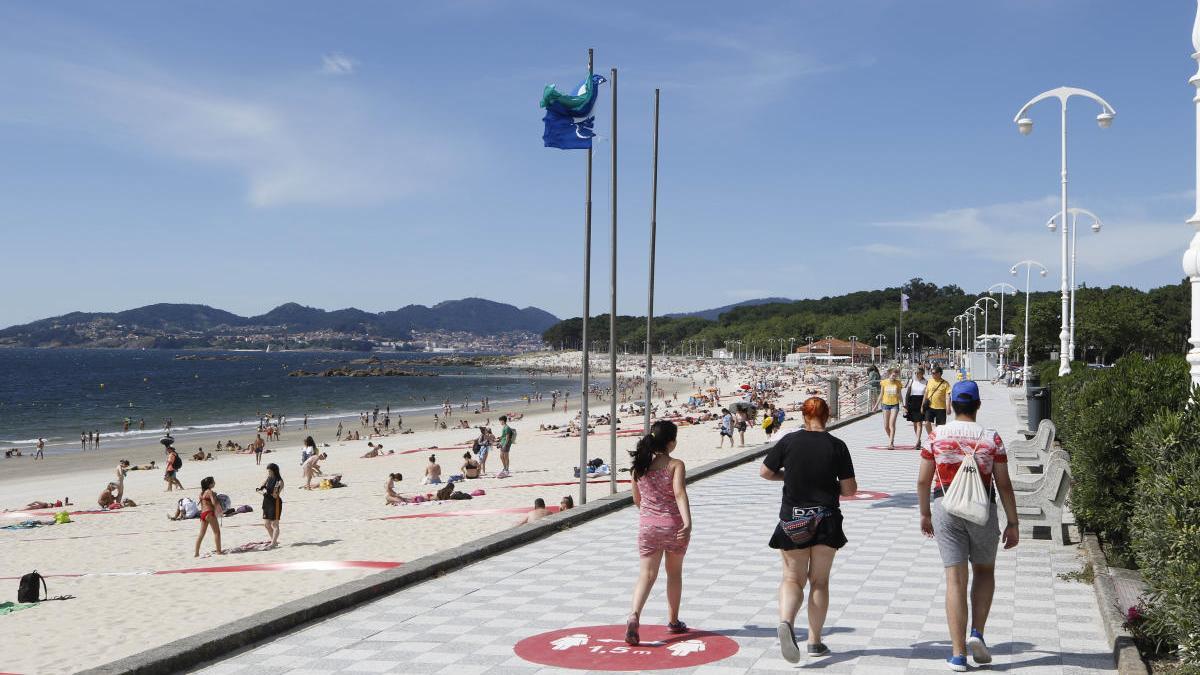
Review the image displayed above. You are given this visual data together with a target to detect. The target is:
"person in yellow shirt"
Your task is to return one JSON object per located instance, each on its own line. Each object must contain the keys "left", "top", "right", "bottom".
{"left": 922, "top": 366, "right": 952, "bottom": 432}
{"left": 879, "top": 367, "right": 904, "bottom": 449}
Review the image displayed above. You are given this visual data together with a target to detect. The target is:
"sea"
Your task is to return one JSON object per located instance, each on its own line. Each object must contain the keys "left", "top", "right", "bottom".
{"left": 0, "top": 348, "right": 574, "bottom": 454}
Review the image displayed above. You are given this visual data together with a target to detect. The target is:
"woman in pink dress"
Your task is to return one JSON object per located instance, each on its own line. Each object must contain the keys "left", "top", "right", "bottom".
{"left": 625, "top": 420, "right": 693, "bottom": 645}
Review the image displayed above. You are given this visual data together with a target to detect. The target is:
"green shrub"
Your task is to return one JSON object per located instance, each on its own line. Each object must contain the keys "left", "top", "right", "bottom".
{"left": 1130, "top": 402, "right": 1200, "bottom": 666}
{"left": 1062, "top": 355, "right": 1188, "bottom": 565}
{"left": 1047, "top": 366, "right": 1098, "bottom": 443}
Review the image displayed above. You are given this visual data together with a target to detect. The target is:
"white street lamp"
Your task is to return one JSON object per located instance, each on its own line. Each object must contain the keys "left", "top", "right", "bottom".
{"left": 825, "top": 335, "right": 834, "bottom": 363}
{"left": 1188, "top": 2, "right": 1200, "bottom": 391}
{"left": 988, "top": 283, "right": 1019, "bottom": 375}
{"left": 849, "top": 335, "right": 859, "bottom": 364}
{"left": 947, "top": 327, "right": 960, "bottom": 366}
{"left": 1047, "top": 207, "right": 1103, "bottom": 363}
{"left": 906, "top": 332, "right": 919, "bottom": 365}
{"left": 874, "top": 333, "right": 887, "bottom": 364}
{"left": 1015, "top": 87, "right": 1116, "bottom": 377}
{"left": 1011, "top": 260, "right": 1049, "bottom": 381}
{"left": 975, "top": 297, "right": 999, "bottom": 381}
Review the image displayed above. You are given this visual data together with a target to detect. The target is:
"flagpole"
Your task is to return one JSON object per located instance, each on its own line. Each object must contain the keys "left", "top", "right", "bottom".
{"left": 579, "top": 47, "right": 593, "bottom": 506}
{"left": 609, "top": 67, "right": 618, "bottom": 495}
{"left": 644, "top": 89, "right": 660, "bottom": 438}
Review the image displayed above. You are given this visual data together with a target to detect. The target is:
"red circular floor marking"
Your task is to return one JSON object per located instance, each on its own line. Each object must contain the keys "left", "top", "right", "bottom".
{"left": 514, "top": 624, "right": 738, "bottom": 671}
{"left": 843, "top": 490, "right": 890, "bottom": 501}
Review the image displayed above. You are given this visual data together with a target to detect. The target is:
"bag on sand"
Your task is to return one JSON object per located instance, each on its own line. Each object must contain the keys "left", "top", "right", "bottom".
{"left": 18, "top": 571, "right": 47, "bottom": 603}
{"left": 938, "top": 432, "right": 991, "bottom": 525}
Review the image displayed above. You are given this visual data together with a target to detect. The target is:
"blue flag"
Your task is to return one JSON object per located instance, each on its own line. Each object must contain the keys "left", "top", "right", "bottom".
{"left": 541, "top": 73, "right": 606, "bottom": 150}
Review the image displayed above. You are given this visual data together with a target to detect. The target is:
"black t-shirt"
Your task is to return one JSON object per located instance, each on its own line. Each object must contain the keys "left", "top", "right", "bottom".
{"left": 762, "top": 430, "right": 855, "bottom": 518}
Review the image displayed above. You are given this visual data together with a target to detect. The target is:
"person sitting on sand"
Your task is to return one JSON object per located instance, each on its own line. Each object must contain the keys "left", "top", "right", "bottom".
{"left": 560, "top": 495, "right": 575, "bottom": 511}
{"left": 385, "top": 473, "right": 407, "bottom": 505}
{"left": 422, "top": 455, "right": 443, "bottom": 485}
{"left": 516, "top": 498, "right": 551, "bottom": 526}
{"left": 302, "top": 452, "right": 327, "bottom": 490}
{"left": 461, "top": 452, "right": 481, "bottom": 479}
{"left": 99, "top": 483, "right": 120, "bottom": 509}
{"left": 168, "top": 497, "right": 200, "bottom": 520}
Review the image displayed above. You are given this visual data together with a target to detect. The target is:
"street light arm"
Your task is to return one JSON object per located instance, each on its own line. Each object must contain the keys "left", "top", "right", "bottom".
{"left": 1014, "top": 86, "right": 1117, "bottom": 123}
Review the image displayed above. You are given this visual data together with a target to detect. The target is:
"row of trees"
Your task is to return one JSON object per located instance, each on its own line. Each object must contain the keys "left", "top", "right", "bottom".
{"left": 541, "top": 278, "right": 1190, "bottom": 364}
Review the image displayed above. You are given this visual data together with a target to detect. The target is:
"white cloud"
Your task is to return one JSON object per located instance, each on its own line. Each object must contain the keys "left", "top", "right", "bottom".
{"left": 320, "top": 52, "right": 357, "bottom": 76}
{"left": 854, "top": 242, "right": 916, "bottom": 257}
{"left": 874, "top": 196, "right": 1190, "bottom": 273}
{"left": 1, "top": 47, "right": 463, "bottom": 208}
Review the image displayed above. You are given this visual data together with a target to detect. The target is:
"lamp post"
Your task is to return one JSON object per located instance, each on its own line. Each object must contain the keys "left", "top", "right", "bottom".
{"left": 988, "top": 283, "right": 1018, "bottom": 373}
{"left": 1011, "top": 259, "right": 1049, "bottom": 381}
{"left": 849, "top": 335, "right": 859, "bottom": 364}
{"left": 947, "top": 327, "right": 960, "bottom": 366}
{"left": 1015, "top": 87, "right": 1115, "bottom": 376}
{"left": 874, "top": 333, "right": 887, "bottom": 364}
{"left": 1188, "top": 1, "right": 1200, "bottom": 391}
{"left": 825, "top": 335, "right": 834, "bottom": 364}
{"left": 975, "top": 297, "right": 999, "bottom": 380}
{"left": 963, "top": 306, "right": 981, "bottom": 375}
{"left": 1047, "top": 207, "right": 1103, "bottom": 362}
{"left": 906, "top": 332, "right": 919, "bottom": 365}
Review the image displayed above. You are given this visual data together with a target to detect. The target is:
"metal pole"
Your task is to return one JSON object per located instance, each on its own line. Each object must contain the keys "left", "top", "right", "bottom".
{"left": 1024, "top": 265, "right": 1032, "bottom": 379}
{"left": 1069, "top": 211, "right": 1077, "bottom": 361}
{"left": 608, "top": 67, "right": 618, "bottom": 495}
{"left": 579, "top": 48, "right": 594, "bottom": 506}
{"left": 1058, "top": 100, "right": 1071, "bottom": 376}
{"left": 1188, "top": 1, "right": 1200, "bottom": 393}
{"left": 644, "top": 89, "right": 659, "bottom": 437}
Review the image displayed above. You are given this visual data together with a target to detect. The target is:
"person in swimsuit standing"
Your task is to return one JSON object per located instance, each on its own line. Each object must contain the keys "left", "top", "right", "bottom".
{"left": 193, "top": 476, "right": 225, "bottom": 557}
{"left": 625, "top": 420, "right": 693, "bottom": 646}
{"left": 257, "top": 463, "right": 283, "bottom": 548}
{"left": 761, "top": 397, "right": 857, "bottom": 662}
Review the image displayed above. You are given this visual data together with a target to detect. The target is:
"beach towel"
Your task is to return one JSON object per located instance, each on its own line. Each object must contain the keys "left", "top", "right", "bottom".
{"left": 0, "top": 601, "right": 36, "bottom": 615}
{"left": 1, "top": 520, "right": 52, "bottom": 530}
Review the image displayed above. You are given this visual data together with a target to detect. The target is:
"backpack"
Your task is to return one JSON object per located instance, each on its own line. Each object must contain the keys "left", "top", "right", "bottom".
{"left": 172, "top": 453, "right": 183, "bottom": 471}
{"left": 18, "top": 571, "right": 47, "bottom": 603}
{"left": 507, "top": 427, "right": 517, "bottom": 445}
{"left": 937, "top": 429, "right": 992, "bottom": 525}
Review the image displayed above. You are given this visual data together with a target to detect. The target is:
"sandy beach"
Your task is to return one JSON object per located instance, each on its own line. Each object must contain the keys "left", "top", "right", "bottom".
{"left": 1, "top": 354, "right": 861, "bottom": 674}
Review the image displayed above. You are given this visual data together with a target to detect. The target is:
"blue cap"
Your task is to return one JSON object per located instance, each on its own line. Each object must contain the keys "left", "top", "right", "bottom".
{"left": 952, "top": 380, "right": 980, "bottom": 403}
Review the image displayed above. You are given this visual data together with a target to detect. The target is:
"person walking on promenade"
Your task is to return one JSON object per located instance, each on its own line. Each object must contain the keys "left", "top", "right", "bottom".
{"left": 917, "top": 380, "right": 1019, "bottom": 671}
{"left": 761, "top": 396, "right": 856, "bottom": 662}
{"left": 625, "top": 420, "right": 692, "bottom": 646}
{"left": 904, "top": 366, "right": 929, "bottom": 449}
{"left": 922, "top": 366, "right": 952, "bottom": 434}
{"left": 880, "top": 368, "right": 904, "bottom": 449}
{"left": 257, "top": 463, "right": 283, "bottom": 548}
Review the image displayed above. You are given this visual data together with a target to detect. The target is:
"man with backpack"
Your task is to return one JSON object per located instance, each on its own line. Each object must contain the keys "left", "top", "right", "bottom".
{"left": 497, "top": 415, "right": 516, "bottom": 478}
{"left": 916, "top": 380, "right": 1020, "bottom": 672}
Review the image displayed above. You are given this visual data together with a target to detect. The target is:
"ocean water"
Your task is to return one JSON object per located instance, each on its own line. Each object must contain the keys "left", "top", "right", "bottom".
{"left": 0, "top": 349, "right": 572, "bottom": 453}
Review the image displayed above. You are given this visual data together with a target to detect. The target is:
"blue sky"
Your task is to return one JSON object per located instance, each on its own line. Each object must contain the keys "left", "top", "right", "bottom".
{"left": 0, "top": 1, "right": 1194, "bottom": 328}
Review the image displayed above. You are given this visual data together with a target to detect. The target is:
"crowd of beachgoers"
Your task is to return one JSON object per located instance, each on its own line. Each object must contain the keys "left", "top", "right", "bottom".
{"left": 0, "top": 352, "right": 865, "bottom": 673}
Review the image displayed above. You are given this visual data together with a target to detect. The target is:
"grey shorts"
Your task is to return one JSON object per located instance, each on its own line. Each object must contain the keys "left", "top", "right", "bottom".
{"left": 931, "top": 497, "right": 999, "bottom": 567}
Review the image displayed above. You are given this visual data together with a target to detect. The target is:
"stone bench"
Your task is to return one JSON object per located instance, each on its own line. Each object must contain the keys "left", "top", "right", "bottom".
{"left": 1014, "top": 452, "right": 1072, "bottom": 545}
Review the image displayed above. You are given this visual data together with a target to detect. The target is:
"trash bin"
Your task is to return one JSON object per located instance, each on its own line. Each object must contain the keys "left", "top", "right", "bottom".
{"left": 1027, "top": 386, "right": 1050, "bottom": 433}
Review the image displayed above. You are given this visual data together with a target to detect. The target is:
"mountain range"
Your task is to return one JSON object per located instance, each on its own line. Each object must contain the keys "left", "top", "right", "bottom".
{"left": 0, "top": 298, "right": 560, "bottom": 348}
{"left": 664, "top": 297, "right": 793, "bottom": 322}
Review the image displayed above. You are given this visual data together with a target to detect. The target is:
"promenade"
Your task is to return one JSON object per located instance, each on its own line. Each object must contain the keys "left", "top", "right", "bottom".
{"left": 198, "top": 383, "right": 1114, "bottom": 674}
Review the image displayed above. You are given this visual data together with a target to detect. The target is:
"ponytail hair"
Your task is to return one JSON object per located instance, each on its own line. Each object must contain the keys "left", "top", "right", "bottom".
{"left": 629, "top": 420, "right": 678, "bottom": 479}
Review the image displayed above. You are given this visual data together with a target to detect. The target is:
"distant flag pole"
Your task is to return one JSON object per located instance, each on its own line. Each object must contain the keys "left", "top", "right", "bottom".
{"left": 580, "top": 48, "right": 593, "bottom": 506}
{"left": 539, "top": 49, "right": 607, "bottom": 505}
{"left": 609, "top": 66, "right": 618, "bottom": 495}
{"left": 898, "top": 290, "right": 909, "bottom": 362}
{"left": 644, "top": 89, "right": 660, "bottom": 438}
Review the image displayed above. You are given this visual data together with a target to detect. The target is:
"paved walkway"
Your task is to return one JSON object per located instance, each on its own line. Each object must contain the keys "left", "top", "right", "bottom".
{"left": 198, "top": 383, "right": 1113, "bottom": 674}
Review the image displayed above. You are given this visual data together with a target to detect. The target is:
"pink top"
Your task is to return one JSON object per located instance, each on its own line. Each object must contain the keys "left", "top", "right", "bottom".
{"left": 637, "top": 467, "right": 682, "bottom": 527}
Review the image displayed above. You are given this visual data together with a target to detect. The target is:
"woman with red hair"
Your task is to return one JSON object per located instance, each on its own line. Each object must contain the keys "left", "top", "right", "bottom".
{"left": 760, "top": 396, "right": 857, "bottom": 663}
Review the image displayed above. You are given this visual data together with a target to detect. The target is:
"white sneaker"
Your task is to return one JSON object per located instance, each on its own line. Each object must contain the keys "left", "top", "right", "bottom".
{"left": 967, "top": 629, "right": 991, "bottom": 664}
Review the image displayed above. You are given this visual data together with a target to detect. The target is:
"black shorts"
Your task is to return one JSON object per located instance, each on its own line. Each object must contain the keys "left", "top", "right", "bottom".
{"left": 924, "top": 407, "right": 947, "bottom": 425}
{"left": 905, "top": 395, "right": 924, "bottom": 420}
{"left": 769, "top": 509, "right": 847, "bottom": 550}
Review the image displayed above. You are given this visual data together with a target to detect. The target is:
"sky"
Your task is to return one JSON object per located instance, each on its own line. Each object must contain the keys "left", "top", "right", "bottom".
{"left": 0, "top": 1, "right": 1195, "bottom": 328}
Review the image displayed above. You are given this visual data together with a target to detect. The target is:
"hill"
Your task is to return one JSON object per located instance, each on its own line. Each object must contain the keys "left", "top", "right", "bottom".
{"left": 0, "top": 298, "right": 560, "bottom": 349}
{"left": 664, "top": 297, "right": 793, "bottom": 322}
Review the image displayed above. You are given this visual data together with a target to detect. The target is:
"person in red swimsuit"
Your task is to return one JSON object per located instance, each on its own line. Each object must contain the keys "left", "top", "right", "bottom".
{"left": 624, "top": 420, "right": 692, "bottom": 646}
{"left": 193, "top": 476, "right": 225, "bottom": 557}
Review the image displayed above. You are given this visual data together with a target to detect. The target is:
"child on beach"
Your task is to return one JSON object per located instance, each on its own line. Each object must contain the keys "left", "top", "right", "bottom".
{"left": 194, "top": 476, "right": 224, "bottom": 557}
{"left": 385, "top": 473, "right": 407, "bottom": 505}
{"left": 256, "top": 463, "right": 283, "bottom": 547}
{"left": 625, "top": 420, "right": 692, "bottom": 646}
